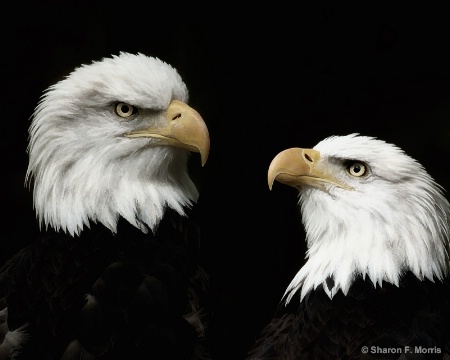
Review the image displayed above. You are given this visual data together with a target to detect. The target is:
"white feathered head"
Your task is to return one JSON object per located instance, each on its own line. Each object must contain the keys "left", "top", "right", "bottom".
{"left": 268, "top": 134, "right": 450, "bottom": 301}
{"left": 26, "top": 52, "right": 210, "bottom": 236}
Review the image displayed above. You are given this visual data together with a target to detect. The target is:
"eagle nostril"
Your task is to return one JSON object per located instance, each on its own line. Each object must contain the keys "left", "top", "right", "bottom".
{"left": 304, "top": 153, "right": 313, "bottom": 163}
{"left": 172, "top": 113, "right": 182, "bottom": 121}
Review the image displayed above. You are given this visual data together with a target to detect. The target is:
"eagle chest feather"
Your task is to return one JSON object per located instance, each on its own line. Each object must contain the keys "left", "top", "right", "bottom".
{"left": 1, "top": 209, "right": 208, "bottom": 359}
{"left": 248, "top": 273, "right": 450, "bottom": 359}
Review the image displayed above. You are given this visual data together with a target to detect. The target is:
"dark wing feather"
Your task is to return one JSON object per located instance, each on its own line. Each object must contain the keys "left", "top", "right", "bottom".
{"left": 1, "top": 208, "right": 211, "bottom": 360}
{"left": 247, "top": 273, "right": 450, "bottom": 360}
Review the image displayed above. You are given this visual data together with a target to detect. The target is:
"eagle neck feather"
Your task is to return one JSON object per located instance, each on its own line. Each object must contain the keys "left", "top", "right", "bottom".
{"left": 27, "top": 145, "right": 198, "bottom": 236}
{"left": 283, "top": 177, "right": 450, "bottom": 304}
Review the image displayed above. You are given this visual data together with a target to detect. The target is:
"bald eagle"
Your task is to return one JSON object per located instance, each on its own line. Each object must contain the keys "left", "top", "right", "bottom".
{"left": 0, "top": 53, "right": 211, "bottom": 360}
{"left": 247, "top": 134, "right": 450, "bottom": 359}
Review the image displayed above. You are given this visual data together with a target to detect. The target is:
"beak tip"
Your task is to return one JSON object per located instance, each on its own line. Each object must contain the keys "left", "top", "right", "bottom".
{"left": 200, "top": 154, "right": 208, "bottom": 167}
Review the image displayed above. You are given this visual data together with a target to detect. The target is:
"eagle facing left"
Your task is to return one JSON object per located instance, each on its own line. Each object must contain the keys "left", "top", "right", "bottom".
{"left": 0, "top": 52, "right": 211, "bottom": 360}
{"left": 248, "top": 134, "right": 450, "bottom": 360}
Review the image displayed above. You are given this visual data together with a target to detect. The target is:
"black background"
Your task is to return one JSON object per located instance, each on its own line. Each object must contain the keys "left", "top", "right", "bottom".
{"left": 2, "top": 2, "right": 450, "bottom": 359}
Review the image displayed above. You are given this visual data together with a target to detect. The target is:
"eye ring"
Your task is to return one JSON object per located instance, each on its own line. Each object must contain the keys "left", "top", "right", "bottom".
{"left": 115, "top": 102, "right": 138, "bottom": 118}
{"left": 347, "top": 162, "right": 367, "bottom": 177}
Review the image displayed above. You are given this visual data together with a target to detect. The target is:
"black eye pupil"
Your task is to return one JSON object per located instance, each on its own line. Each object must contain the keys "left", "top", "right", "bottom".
{"left": 353, "top": 165, "right": 361, "bottom": 173}
{"left": 121, "top": 105, "right": 129, "bottom": 113}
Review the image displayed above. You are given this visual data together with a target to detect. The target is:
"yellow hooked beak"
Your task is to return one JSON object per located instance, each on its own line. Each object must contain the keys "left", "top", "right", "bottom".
{"left": 268, "top": 147, "right": 353, "bottom": 191}
{"left": 125, "top": 100, "right": 210, "bottom": 166}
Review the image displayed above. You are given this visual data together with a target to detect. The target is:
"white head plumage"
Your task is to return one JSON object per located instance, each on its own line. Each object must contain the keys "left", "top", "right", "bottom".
{"left": 268, "top": 134, "right": 450, "bottom": 302}
{"left": 26, "top": 52, "right": 209, "bottom": 236}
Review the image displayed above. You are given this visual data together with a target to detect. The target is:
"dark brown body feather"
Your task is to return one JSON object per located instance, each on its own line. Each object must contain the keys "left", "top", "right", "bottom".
{"left": 0, "top": 208, "right": 210, "bottom": 360}
{"left": 247, "top": 273, "right": 450, "bottom": 360}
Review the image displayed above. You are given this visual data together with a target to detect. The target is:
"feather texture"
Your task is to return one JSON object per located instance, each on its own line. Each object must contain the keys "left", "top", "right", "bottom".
{"left": 1, "top": 52, "right": 211, "bottom": 359}
{"left": 248, "top": 273, "right": 450, "bottom": 359}
{"left": 1, "top": 210, "right": 211, "bottom": 359}
{"left": 249, "top": 134, "right": 450, "bottom": 359}
{"left": 26, "top": 53, "right": 197, "bottom": 236}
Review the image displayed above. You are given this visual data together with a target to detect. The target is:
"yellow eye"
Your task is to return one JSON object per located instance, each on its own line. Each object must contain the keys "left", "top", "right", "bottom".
{"left": 115, "top": 102, "right": 137, "bottom": 118}
{"left": 347, "top": 162, "right": 367, "bottom": 177}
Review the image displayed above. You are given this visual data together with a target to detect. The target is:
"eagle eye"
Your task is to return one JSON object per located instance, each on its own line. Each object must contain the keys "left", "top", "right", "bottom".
{"left": 347, "top": 161, "right": 367, "bottom": 177}
{"left": 115, "top": 102, "right": 138, "bottom": 118}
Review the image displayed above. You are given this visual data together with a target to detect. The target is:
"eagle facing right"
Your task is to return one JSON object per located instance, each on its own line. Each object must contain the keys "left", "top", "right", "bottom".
{"left": 248, "top": 133, "right": 450, "bottom": 359}
{"left": 0, "top": 52, "right": 211, "bottom": 360}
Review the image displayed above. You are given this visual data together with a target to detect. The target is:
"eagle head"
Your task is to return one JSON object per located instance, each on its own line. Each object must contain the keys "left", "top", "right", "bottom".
{"left": 268, "top": 133, "right": 450, "bottom": 301}
{"left": 26, "top": 52, "right": 210, "bottom": 236}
